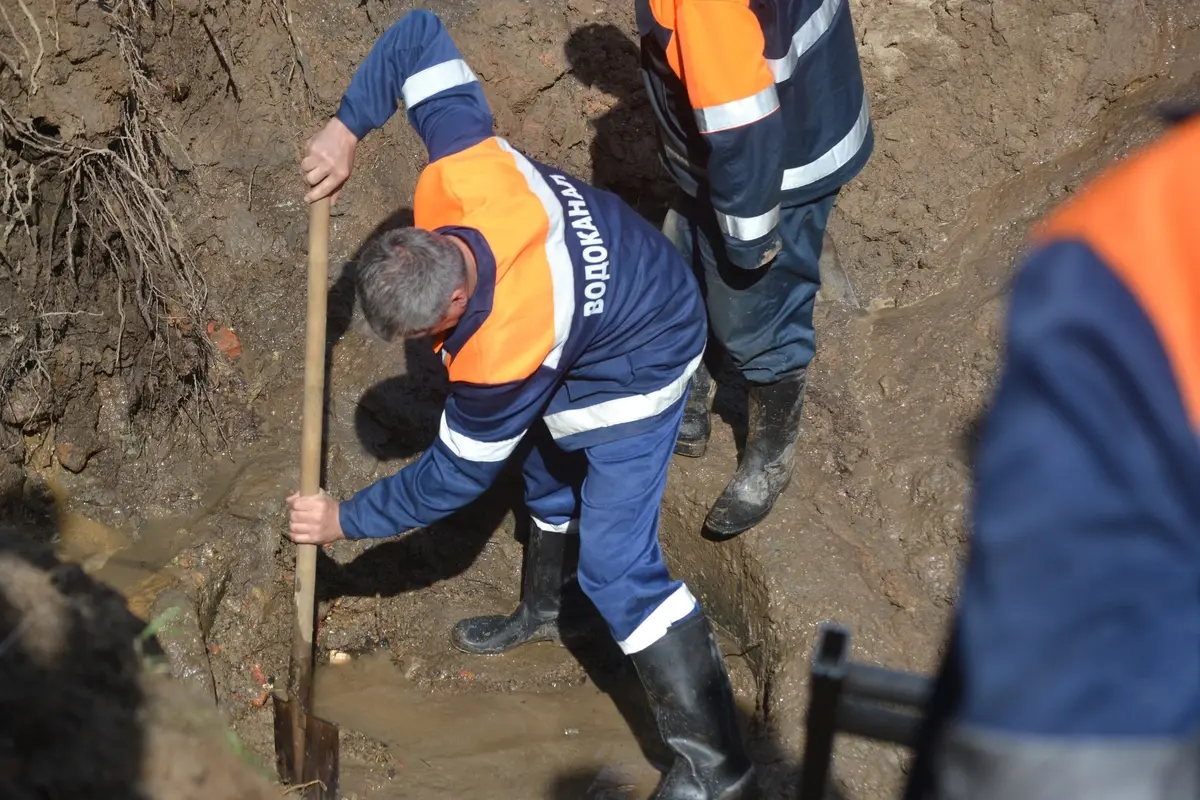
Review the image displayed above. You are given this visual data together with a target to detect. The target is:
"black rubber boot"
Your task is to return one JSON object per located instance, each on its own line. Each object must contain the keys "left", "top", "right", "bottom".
{"left": 675, "top": 361, "right": 714, "bottom": 458}
{"left": 452, "top": 524, "right": 577, "bottom": 655}
{"left": 704, "top": 371, "right": 806, "bottom": 540}
{"left": 631, "top": 613, "right": 756, "bottom": 800}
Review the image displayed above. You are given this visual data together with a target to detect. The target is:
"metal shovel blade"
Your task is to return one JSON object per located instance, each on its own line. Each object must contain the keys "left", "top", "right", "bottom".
{"left": 273, "top": 692, "right": 340, "bottom": 799}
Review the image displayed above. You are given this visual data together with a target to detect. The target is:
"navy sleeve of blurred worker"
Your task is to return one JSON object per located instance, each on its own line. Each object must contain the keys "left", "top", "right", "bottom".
{"left": 674, "top": 0, "right": 785, "bottom": 269}
{"left": 910, "top": 240, "right": 1200, "bottom": 800}
{"left": 335, "top": 9, "right": 493, "bottom": 161}
{"left": 337, "top": 370, "right": 558, "bottom": 539}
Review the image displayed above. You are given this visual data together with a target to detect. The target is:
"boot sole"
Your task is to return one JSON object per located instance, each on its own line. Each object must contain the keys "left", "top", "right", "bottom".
{"left": 451, "top": 629, "right": 560, "bottom": 656}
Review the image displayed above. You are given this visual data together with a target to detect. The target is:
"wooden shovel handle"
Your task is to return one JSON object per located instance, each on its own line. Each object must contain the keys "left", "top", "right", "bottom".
{"left": 292, "top": 196, "right": 330, "bottom": 707}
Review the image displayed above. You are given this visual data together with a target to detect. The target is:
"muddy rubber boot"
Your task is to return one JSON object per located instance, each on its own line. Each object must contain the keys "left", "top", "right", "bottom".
{"left": 675, "top": 361, "right": 714, "bottom": 458}
{"left": 704, "top": 372, "right": 806, "bottom": 540}
{"left": 452, "top": 525, "right": 576, "bottom": 655}
{"left": 631, "top": 613, "right": 756, "bottom": 800}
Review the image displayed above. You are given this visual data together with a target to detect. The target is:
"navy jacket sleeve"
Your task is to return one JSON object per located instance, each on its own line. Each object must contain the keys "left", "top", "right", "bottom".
{"left": 675, "top": 0, "right": 785, "bottom": 269}
{"left": 335, "top": 9, "right": 493, "bottom": 161}
{"left": 338, "top": 370, "right": 558, "bottom": 539}
{"left": 907, "top": 241, "right": 1200, "bottom": 800}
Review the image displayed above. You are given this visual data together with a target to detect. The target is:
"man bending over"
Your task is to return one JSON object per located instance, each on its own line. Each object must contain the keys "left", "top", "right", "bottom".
{"left": 287, "top": 11, "right": 755, "bottom": 799}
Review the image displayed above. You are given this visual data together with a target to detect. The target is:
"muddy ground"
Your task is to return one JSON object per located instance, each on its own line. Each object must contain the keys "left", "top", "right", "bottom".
{"left": 2, "top": 0, "right": 1200, "bottom": 797}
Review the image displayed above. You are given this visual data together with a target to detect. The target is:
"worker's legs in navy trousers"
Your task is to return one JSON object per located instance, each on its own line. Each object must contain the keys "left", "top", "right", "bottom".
{"left": 455, "top": 403, "right": 755, "bottom": 799}
{"left": 666, "top": 191, "right": 838, "bottom": 540}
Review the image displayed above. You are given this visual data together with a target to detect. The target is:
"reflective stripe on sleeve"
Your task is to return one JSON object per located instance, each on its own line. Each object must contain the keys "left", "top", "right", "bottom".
{"left": 716, "top": 205, "right": 781, "bottom": 241}
{"left": 768, "top": 0, "right": 841, "bottom": 84}
{"left": 401, "top": 59, "right": 479, "bottom": 109}
{"left": 695, "top": 85, "right": 780, "bottom": 134}
{"left": 780, "top": 96, "right": 870, "bottom": 191}
{"left": 437, "top": 412, "right": 523, "bottom": 462}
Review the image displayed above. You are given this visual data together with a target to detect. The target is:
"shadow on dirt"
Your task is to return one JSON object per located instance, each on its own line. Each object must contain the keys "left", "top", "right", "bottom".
{"left": 0, "top": 488, "right": 158, "bottom": 800}
{"left": 564, "top": 22, "right": 673, "bottom": 224}
{"left": 564, "top": 23, "right": 753, "bottom": 450}
{"left": 315, "top": 205, "right": 513, "bottom": 601}
{"left": 326, "top": 207, "right": 452, "bottom": 463}
{"left": 312, "top": 473, "right": 518, "bottom": 603}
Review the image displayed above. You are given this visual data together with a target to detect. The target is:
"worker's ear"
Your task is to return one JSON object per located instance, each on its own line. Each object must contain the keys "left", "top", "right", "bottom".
{"left": 446, "top": 285, "right": 469, "bottom": 322}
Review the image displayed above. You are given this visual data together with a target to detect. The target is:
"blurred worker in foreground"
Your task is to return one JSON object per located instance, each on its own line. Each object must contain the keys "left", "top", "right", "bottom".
{"left": 636, "top": 0, "right": 874, "bottom": 538}
{"left": 905, "top": 104, "right": 1200, "bottom": 799}
{"left": 287, "top": 11, "right": 755, "bottom": 798}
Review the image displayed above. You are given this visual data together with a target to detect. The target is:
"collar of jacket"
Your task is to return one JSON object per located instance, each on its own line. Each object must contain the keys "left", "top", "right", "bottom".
{"left": 437, "top": 225, "right": 496, "bottom": 359}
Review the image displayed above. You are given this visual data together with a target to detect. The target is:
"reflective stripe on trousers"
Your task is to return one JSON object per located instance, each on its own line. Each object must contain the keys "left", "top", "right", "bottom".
{"left": 518, "top": 402, "right": 699, "bottom": 653}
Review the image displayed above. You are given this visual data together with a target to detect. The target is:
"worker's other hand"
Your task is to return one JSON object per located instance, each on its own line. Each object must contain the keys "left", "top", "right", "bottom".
{"left": 301, "top": 117, "right": 357, "bottom": 204}
{"left": 723, "top": 231, "right": 783, "bottom": 271}
{"left": 756, "top": 236, "right": 783, "bottom": 268}
{"left": 286, "top": 490, "right": 345, "bottom": 545}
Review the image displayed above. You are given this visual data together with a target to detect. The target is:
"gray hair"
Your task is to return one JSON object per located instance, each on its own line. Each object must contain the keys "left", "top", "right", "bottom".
{"left": 355, "top": 227, "right": 468, "bottom": 341}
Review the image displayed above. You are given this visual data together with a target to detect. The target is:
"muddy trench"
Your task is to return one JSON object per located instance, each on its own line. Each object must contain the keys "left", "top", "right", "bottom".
{"left": 2, "top": 0, "right": 1200, "bottom": 798}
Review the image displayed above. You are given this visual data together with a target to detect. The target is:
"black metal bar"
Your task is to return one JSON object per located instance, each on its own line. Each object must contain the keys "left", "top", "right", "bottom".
{"left": 799, "top": 622, "right": 851, "bottom": 800}
{"left": 844, "top": 662, "right": 932, "bottom": 710}
{"left": 836, "top": 696, "right": 924, "bottom": 747}
{"left": 798, "top": 623, "right": 937, "bottom": 799}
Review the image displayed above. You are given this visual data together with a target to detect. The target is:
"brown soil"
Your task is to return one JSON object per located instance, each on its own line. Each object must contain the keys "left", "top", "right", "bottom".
{"left": 2, "top": 0, "right": 1199, "bottom": 797}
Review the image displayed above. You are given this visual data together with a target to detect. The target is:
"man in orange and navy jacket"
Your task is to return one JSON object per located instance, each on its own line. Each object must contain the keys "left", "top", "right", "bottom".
{"left": 905, "top": 104, "right": 1200, "bottom": 799}
{"left": 637, "top": 0, "right": 874, "bottom": 539}
{"left": 286, "top": 11, "right": 755, "bottom": 799}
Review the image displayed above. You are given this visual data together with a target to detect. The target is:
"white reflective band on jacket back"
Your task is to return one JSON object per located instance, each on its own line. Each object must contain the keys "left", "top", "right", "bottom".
{"left": 437, "top": 412, "right": 523, "bottom": 462}
{"left": 543, "top": 352, "right": 703, "bottom": 440}
{"left": 695, "top": 85, "right": 780, "bottom": 134}
{"left": 781, "top": 96, "right": 870, "bottom": 191}
{"left": 716, "top": 204, "right": 780, "bottom": 241}
{"left": 494, "top": 139, "right": 576, "bottom": 370}
{"left": 401, "top": 59, "right": 479, "bottom": 109}
{"left": 768, "top": 0, "right": 841, "bottom": 84}
{"left": 618, "top": 584, "right": 699, "bottom": 654}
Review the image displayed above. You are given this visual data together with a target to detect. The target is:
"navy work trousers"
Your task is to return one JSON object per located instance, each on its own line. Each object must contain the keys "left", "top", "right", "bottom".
{"left": 664, "top": 191, "right": 839, "bottom": 385}
{"left": 517, "top": 399, "right": 698, "bottom": 654}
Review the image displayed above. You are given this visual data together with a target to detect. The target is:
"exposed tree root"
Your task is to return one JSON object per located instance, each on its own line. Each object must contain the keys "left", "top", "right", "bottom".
{"left": 0, "top": 0, "right": 216, "bottom": 452}
{"left": 269, "top": 0, "right": 319, "bottom": 112}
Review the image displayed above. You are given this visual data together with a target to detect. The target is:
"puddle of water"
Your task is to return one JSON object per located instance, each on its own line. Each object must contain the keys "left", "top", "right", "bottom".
{"left": 54, "top": 510, "right": 132, "bottom": 566}
{"left": 54, "top": 509, "right": 185, "bottom": 618}
{"left": 314, "top": 652, "right": 662, "bottom": 800}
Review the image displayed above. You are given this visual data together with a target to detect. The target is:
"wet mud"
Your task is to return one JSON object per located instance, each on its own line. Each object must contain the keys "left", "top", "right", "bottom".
{"left": 3, "top": 0, "right": 1200, "bottom": 797}
{"left": 313, "top": 650, "right": 751, "bottom": 799}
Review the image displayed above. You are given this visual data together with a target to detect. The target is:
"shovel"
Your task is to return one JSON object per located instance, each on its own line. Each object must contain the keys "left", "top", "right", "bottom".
{"left": 273, "top": 196, "right": 340, "bottom": 799}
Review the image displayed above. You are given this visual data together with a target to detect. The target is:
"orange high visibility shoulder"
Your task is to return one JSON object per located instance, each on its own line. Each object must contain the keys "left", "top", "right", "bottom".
{"left": 674, "top": 0, "right": 773, "bottom": 111}
{"left": 1036, "top": 117, "right": 1200, "bottom": 427}
{"left": 415, "top": 138, "right": 557, "bottom": 386}
{"left": 652, "top": 0, "right": 774, "bottom": 111}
